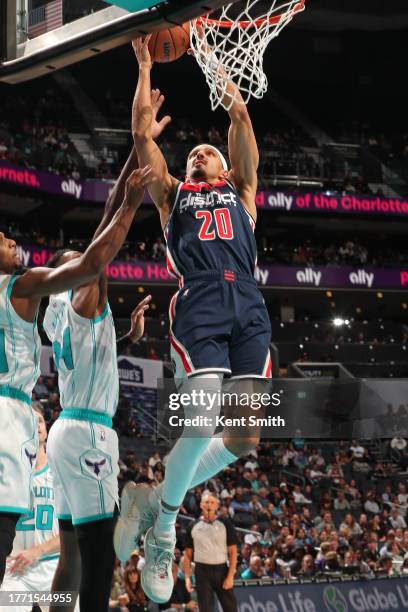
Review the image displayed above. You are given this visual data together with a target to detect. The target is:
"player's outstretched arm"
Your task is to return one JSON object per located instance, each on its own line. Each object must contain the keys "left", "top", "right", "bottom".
{"left": 132, "top": 36, "right": 179, "bottom": 228}
{"left": 190, "top": 28, "right": 258, "bottom": 218}
{"left": 13, "top": 168, "right": 154, "bottom": 300}
{"left": 93, "top": 89, "right": 171, "bottom": 241}
{"left": 84, "top": 89, "right": 171, "bottom": 316}
{"left": 225, "top": 84, "right": 259, "bottom": 220}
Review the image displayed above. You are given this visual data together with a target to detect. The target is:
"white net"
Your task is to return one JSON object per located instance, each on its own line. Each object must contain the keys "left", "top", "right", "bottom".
{"left": 190, "top": 0, "right": 305, "bottom": 111}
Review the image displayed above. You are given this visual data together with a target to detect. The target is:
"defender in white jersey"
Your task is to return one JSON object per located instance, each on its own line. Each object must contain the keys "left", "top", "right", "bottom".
{"left": 43, "top": 287, "right": 120, "bottom": 526}
{"left": 0, "top": 273, "right": 40, "bottom": 517}
{"left": 39, "top": 87, "right": 170, "bottom": 612}
{"left": 1, "top": 406, "right": 78, "bottom": 612}
{"left": 0, "top": 166, "right": 154, "bottom": 587}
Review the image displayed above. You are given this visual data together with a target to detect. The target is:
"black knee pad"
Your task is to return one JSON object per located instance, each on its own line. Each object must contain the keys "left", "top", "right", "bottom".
{"left": 0, "top": 514, "right": 18, "bottom": 555}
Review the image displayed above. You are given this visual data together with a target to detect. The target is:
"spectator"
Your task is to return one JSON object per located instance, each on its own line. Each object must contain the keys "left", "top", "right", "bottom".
{"left": 244, "top": 523, "right": 262, "bottom": 546}
{"left": 237, "top": 543, "right": 252, "bottom": 575}
{"left": 339, "top": 514, "right": 363, "bottom": 537}
{"left": 241, "top": 556, "right": 265, "bottom": 579}
{"left": 349, "top": 440, "right": 365, "bottom": 460}
{"left": 389, "top": 508, "right": 407, "bottom": 529}
{"left": 298, "top": 554, "right": 316, "bottom": 577}
{"left": 334, "top": 491, "right": 351, "bottom": 511}
{"left": 121, "top": 568, "right": 146, "bottom": 612}
{"left": 293, "top": 484, "right": 312, "bottom": 505}
{"left": 364, "top": 491, "right": 380, "bottom": 514}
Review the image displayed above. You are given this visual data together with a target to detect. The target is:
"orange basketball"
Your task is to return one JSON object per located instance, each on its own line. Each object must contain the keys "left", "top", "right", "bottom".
{"left": 148, "top": 22, "right": 190, "bottom": 63}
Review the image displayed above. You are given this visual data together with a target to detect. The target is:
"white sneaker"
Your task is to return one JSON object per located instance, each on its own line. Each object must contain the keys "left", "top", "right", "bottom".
{"left": 141, "top": 527, "right": 176, "bottom": 603}
{"left": 114, "top": 483, "right": 159, "bottom": 563}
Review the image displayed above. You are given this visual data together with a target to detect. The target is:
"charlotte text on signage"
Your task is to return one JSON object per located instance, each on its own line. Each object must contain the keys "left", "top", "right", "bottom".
{"left": 3, "top": 161, "right": 408, "bottom": 216}
{"left": 16, "top": 245, "right": 408, "bottom": 290}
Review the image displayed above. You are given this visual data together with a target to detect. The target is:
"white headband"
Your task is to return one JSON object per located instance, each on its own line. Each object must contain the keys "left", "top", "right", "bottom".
{"left": 189, "top": 144, "right": 229, "bottom": 171}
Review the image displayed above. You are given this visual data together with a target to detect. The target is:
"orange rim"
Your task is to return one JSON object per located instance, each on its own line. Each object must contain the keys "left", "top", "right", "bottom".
{"left": 196, "top": 0, "right": 304, "bottom": 29}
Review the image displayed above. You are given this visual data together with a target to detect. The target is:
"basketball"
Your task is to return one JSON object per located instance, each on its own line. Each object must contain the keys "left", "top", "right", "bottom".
{"left": 148, "top": 22, "right": 190, "bottom": 63}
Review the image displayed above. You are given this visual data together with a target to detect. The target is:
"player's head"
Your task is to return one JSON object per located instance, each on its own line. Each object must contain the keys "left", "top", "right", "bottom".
{"left": 0, "top": 231, "right": 22, "bottom": 274}
{"left": 186, "top": 144, "right": 229, "bottom": 182}
{"left": 46, "top": 248, "right": 81, "bottom": 268}
{"left": 33, "top": 403, "right": 47, "bottom": 446}
{"left": 201, "top": 492, "right": 219, "bottom": 518}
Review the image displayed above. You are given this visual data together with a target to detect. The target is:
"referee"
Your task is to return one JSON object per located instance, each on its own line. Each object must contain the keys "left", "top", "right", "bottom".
{"left": 184, "top": 493, "right": 238, "bottom": 612}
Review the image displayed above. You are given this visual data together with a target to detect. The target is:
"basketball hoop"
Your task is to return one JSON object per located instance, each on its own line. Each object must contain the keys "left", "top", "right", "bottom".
{"left": 190, "top": 0, "right": 305, "bottom": 111}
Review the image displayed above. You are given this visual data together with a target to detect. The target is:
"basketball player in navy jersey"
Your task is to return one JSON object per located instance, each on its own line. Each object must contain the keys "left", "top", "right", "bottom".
{"left": 114, "top": 37, "right": 271, "bottom": 603}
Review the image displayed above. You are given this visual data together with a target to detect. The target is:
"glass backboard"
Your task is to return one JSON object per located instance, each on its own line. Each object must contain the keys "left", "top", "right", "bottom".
{"left": 0, "top": 0, "right": 229, "bottom": 83}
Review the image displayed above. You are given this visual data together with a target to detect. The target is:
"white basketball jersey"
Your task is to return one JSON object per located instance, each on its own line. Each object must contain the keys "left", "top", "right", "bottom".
{"left": 13, "top": 464, "right": 59, "bottom": 562}
{"left": 43, "top": 290, "right": 119, "bottom": 417}
{"left": 0, "top": 274, "right": 41, "bottom": 398}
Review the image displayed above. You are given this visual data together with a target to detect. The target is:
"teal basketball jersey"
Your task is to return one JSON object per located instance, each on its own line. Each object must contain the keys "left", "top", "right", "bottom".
{"left": 0, "top": 274, "right": 41, "bottom": 399}
{"left": 14, "top": 464, "right": 59, "bottom": 562}
{"left": 43, "top": 291, "right": 119, "bottom": 417}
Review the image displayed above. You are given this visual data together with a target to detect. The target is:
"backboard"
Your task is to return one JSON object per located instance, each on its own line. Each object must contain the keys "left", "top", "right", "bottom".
{"left": 0, "top": 0, "right": 230, "bottom": 84}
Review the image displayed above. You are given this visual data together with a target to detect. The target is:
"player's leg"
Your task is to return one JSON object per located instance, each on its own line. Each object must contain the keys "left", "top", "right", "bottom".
{"left": 0, "top": 565, "right": 32, "bottom": 612}
{"left": 49, "top": 522, "right": 81, "bottom": 612}
{"left": 0, "top": 514, "right": 19, "bottom": 585}
{"left": 156, "top": 282, "right": 272, "bottom": 491}
{"left": 150, "top": 282, "right": 228, "bottom": 544}
{"left": 155, "top": 372, "right": 223, "bottom": 537}
{"left": 115, "top": 379, "right": 270, "bottom": 561}
{"left": 0, "top": 398, "right": 38, "bottom": 583}
{"left": 49, "top": 418, "right": 119, "bottom": 611}
{"left": 47, "top": 420, "right": 81, "bottom": 612}
{"left": 75, "top": 516, "right": 117, "bottom": 612}
{"left": 142, "top": 371, "right": 223, "bottom": 603}
{"left": 222, "top": 280, "right": 272, "bottom": 458}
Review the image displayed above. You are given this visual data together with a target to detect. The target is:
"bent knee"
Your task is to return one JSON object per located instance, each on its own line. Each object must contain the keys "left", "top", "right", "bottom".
{"left": 224, "top": 435, "right": 260, "bottom": 457}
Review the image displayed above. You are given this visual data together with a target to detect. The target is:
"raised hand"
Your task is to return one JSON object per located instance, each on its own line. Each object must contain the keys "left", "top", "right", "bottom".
{"left": 151, "top": 88, "right": 171, "bottom": 139}
{"left": 129, "top": 294, "right": 152, "bottom": 342}
{"left": 132, "top": 35, "right": 152, "bottom": 68}
{"left": 124, "top": 165, "right": 155, "bottom": 209}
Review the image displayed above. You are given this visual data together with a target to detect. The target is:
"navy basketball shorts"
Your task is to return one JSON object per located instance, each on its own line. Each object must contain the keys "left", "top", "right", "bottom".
{"left": 169, "top": 270, "right": 272, "bottom": 380}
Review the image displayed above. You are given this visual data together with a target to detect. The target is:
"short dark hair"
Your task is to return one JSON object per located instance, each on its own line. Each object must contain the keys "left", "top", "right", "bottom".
{"left": 46, "top": 248, "right": 74, "bottom": 269}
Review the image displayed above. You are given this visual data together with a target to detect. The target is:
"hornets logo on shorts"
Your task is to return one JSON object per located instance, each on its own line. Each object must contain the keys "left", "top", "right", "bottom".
{"left": 80, "top": 449, "right": 113, "bottom": 480}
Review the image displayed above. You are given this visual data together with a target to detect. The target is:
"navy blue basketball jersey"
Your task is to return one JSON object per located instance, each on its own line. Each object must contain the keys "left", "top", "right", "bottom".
{"left": 164, "top": 179, "right": 257, "bottom": 283}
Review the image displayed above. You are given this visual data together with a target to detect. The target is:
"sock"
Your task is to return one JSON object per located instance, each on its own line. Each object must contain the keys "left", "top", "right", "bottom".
{"left": 153, "top": 373, "right": 222, "bottom": 538}
{"left": 152, "top": 436, "right": 236, "bottom": 506}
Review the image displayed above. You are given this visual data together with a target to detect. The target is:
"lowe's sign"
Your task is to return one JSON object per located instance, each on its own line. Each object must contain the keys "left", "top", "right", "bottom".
{"left": 228, "top": 579, "right": 408, "bottom": 612}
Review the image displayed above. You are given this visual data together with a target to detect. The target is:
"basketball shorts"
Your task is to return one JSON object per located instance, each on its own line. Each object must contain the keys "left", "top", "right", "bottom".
{"left": 0, "top": 395, "right": 38, "bottom": 515}
{"left": 170, "top": 270, "right": 272, "bottom": 381}
{"left": 46, "top": 411, "right": 119, "bottom": 526}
